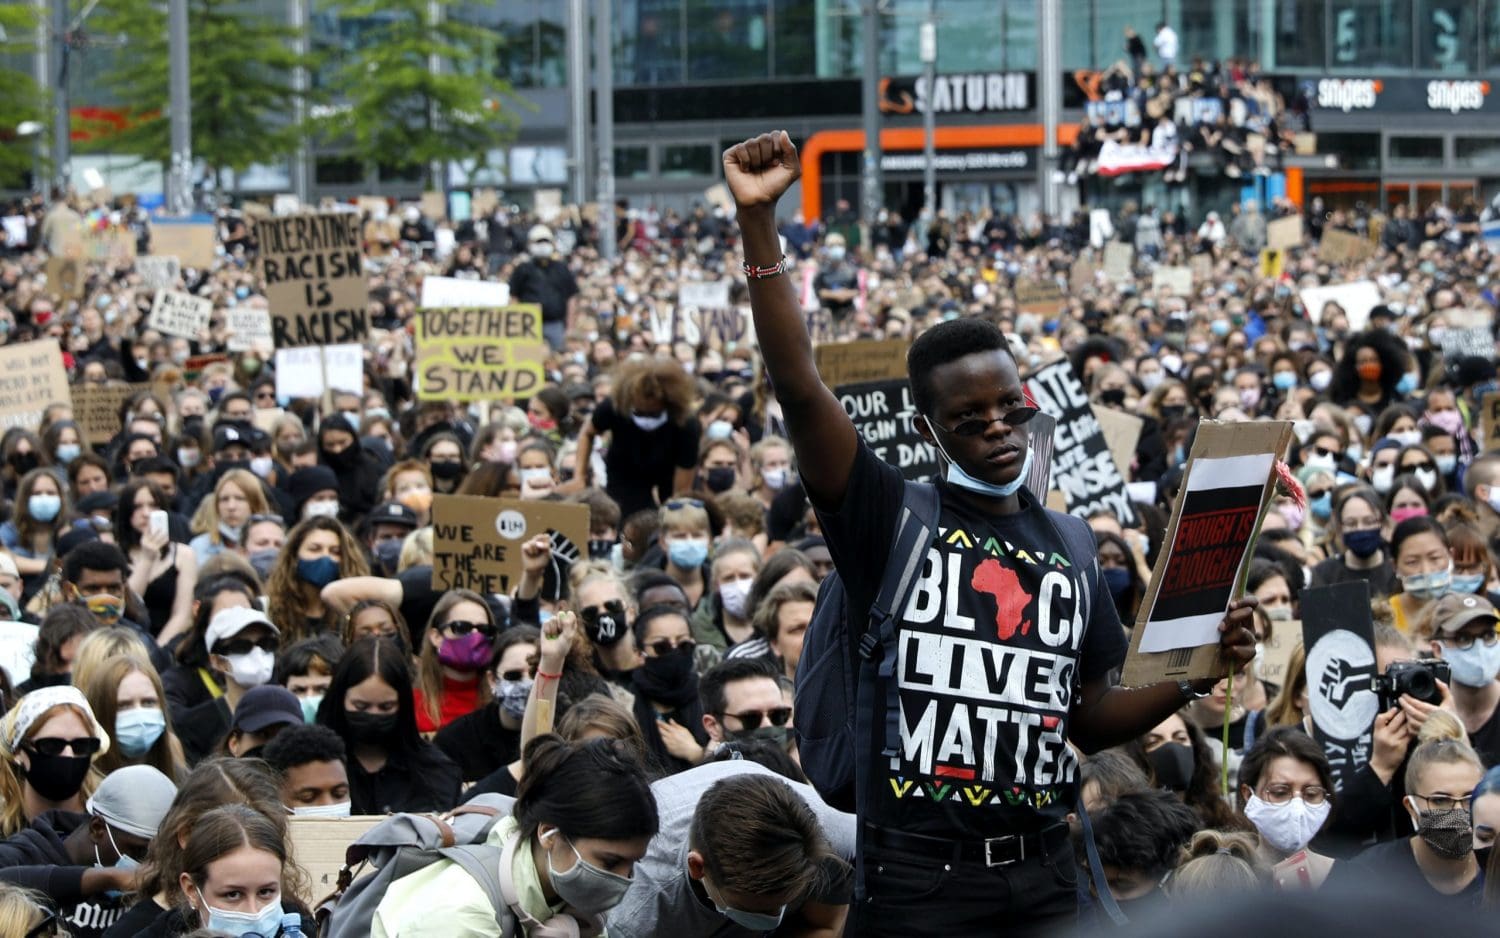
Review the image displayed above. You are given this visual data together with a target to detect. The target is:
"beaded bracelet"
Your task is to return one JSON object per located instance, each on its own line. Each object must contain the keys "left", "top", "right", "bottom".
{"left": 742, "top": 256, "right": 789, "bottom": 280}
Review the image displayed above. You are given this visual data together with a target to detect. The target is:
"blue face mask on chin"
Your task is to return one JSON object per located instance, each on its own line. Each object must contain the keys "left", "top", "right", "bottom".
{"left": 926, "top": 417, "right": 1033, "bottom": 498}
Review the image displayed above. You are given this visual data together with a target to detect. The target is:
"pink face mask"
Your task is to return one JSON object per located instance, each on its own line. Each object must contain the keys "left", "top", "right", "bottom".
{"left": 1427, "top": 410, "right": 1465, "bottom": 436}
{"left": 437, "top": 631, "right": 492, "bottom": 672}
{"left": 1390, "top": 505, "right": 1429, "bottom": 524}
{"left": 1277, "top": 503, "right": 1305, "bottom": 531}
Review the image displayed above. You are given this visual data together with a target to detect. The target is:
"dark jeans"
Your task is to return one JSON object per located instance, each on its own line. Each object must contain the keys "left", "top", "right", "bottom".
{"left": 847, "top": 841, "right": 1079, "bottom": 937}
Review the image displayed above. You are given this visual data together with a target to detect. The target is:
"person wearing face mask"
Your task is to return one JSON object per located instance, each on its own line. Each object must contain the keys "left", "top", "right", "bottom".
{"left": 317, "top": 635, "right": 460, "bottom": 814}
{"left": 373, "top": 735, "right": 658, "bottom": 938}
{"left": 60, "top": 542, "right": 172, "bottom": 676}
{"left": 316, "top": 416, "right": 381, "bottom": 520}
{"left": 360, "top": 501, "right": 418, "bottom": 577}
{"left": 262, "top": 723, "right": 352, "bottom": 819}
{"left": 508, "top": 225, "right": 580, "bottom": 350}
{"left": 116, "top": 480, "right": 198, "bottom": 648}
{"left": 606, "top": 765, "right": 855, "bottom": 938}
{"left": 513, "top": 440, "right": 559, "bottom": 500}
{"left": 421, "top": 433, "right": 470, "bottom": 495}
{"left": 173, "top": 607, "right": 283, "bottom": 764}
{"left": 813, "top": 232, "right": 859, "bottom": 319}
{"left": 689, "top": 539, "right": 761, "bottom": 660}
{"left": 1127, "top": 711, "right": 1242, "bottom": 830}
{"left": 413, "top": 590, "right": 499, "bottom": 735}
{"left": 1391, "top": 516, "right": 1455, "bottom": 634}
{"left": 1328, "top": 717, "right": 1485, "bottom": 908}
{"left": 572, "top": 358, "right": 701, "bottom": 519}
{"left": 748, "top": 437, "right": 795, "bottom": 511}
{"left": 435, "top": 626, "right": 540, "bottom": 783}
{"left": 2, "top": 468, "right": 69, "bottom": 599}
{"left": 285, "top": 465, "right": 343, "bottom": 523}
{"left": 1089, "top": 789, "right": 1201, "bottom": 923}
{"left": 0, "top": 687, "right": 112, "bottom": 843}
{"left": 699, "top": 657, "right": 795, "bottom": 754}
{"left": 1237, "top": 728, "right": 1336, "bottom": 889}
{"left": 1419, "top": 593, "right": 1500, "bottom": 767}
{"left": 265, "top": 517, "right": 371, "bottom": 645}
{"left": 0, "top": 763, "right": 175, "bottom": 938}
{"left": 1310, "top": 488, "right": 1398, "bottom": 599}
{"left": 630, "top": 605, "right": 710, "bottom": 773}
{"left": 81, "top": 657, "right": 188, "bottom": 784}
{"left": 695, "top": 439, "right": 744, "bottom": 496}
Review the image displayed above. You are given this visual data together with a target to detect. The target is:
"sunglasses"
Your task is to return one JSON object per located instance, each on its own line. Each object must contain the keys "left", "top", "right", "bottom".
{"left": 582, "top": 600, "right": 625, "bottom": 626}
{"left": 248, "top": 513, "right": 285, "bottom": 526}
{"left": 1403, "top": 461, "right": 1434, "bottom": 472}
{"left": 498, "top": 666, "right": 538, "bottom": 683}
{"left": 214, "top": 636, "right": 280, "bottom": 656}
{"left": 929, "top": 405, "right": 1040, "bottom": 437}
{"left": 442, "top": 620, "right": 497, "bottom": 639}
{"left": 664, "top": 498, "right": 704, "bottom": 511}
{"left": 25, "top": 736, "right": 103, "bottom": 758}
{"left": 1308, "top": 489, "right": 1332, "bottom": 499}
{"left": 645, "top": 637, "right": 696, "bottom": 658}
{"left": 24, "top": 908, "right": 61, "bottom": 938}
{"left": 724, "top": 707, "right": 792, "bottom": 730}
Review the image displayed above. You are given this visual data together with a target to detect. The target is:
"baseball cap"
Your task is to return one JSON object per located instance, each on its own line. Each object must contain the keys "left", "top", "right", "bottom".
{"left": 1429, "top": 593, "right": 1500, "bottom": 636}
{"left": 369, "top": 501, "right": 419, "bottom": 530}
{"left": 205, "top": 606, "right": 278, "bottom": 651}
{"left": 231, "top": 685, "right": 304, "bottom": 735}
{"left": 213, "top": 423, "right": 251, "bottom": 453}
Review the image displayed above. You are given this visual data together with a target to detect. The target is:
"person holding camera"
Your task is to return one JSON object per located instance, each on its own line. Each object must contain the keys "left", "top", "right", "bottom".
{"left": 1417, "top": 593, "right": 1500, "bottom": 767}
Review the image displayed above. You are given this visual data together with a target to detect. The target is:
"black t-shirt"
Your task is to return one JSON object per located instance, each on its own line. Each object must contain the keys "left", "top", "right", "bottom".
{"left": 1308, "top": 554, "right": 1397, "bottom": 599}
{"left": 1468, "top": 704, "right": 1500, "bottom": 768}
{"left": 399, "top": 565, "right": 440, "bottom": 645}
{"left": 508, "top": 259, "right": 578, "bottom": 324}
{"left": 768, "top": 484, "right": 809, "bottom": 542}
{"left": 592, "top": 399, "right": 701, "bottom": 519}
{"left": 434, "top": 704, "right": 521, "bottom": 782}
{"left": 815, "top": 441, "right": 1127, "bottom": 838}
{"left": 1328, "top": 837, "right": 1484, "bottom": 908}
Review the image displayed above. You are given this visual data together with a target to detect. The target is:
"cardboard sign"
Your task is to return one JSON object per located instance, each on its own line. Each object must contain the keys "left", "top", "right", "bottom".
{"left": 289, "top": 816, "right": 383, "bottom": 896}
{"left": 44, "top": 256, "right": 87, "bottom": 300}
{"left": 431, "top": 495, "right": 590, "bottom": 594}
{"left": 1069, "top": 256, "right": 1097, "bottom": 293}
{"left": 83, "top": 228, "right": 137, "bottom": 264}
{"left": 420, "top": 276, "right": 510, "bottom": 309}
{"left": 1299, "top": 280, "right": 1382, "bottom": 331}
{"left": 1267, "top": 215, "right": 1304, "bottom": 252}
{"left": 420, "top": 190, "right": 446, "bottom": 221}
{"left": 256, "top": 212, "right": 368, "bottom": 347}
{"left": 471, "top": 188, "right": 498, "bottom": 218}
{"left": 1024, "top": 360, "right": 1136, "bottom": 525}
{"left": 150, "top": 221, "right": 217, "bottom": 269}
{"left": 1092, "top": 405, "right": 1142, "bottom": 481}
{"left": 356, "top": 195, "right": 388, "bottom": 219}
{"left": 1189, "top": 253, "right": 1214, "bottom": 284}
{"left": 834, "top": 379, "right": 938, "bottom": 482}
{"left": 1122, "top": 420, "right": 1291, "bottom": 686}
{"left": 1258, "top": 619, "right": 1301, "bottom": 688}
{"left": 1014, "top": 277, "right": 1064, "bottom": 314}
{"left": 0, "top": 340, "right": 69, "bottom": 432}
{"left": 147, "top": 289, "right": 212, "bottom": 339}
{"left": 703, "top": 183, "right": 735, "bottom": 213}
{"left": 1151, "top": 265, "right": 1193, "bottom": 296}
{"left": 1302, "top": 581, "right": 1378, "bottom": 792}
{"left": 814, "top": 339, "right": 909, "bottom": 388}
{"left": 1103, "top": 242, "right": 1134, "bottom": 282}
{"left": 1319, "top": 228, "right": 1376, "bottom": 265}
{"left": 72, "top": 382, "right": 147, "bottom": 444}
{"left": 416, "top": 306, "right": 547, "bottom": 401}
{"left": 1482, "top": 391, "right": 1500, "bottom": 450}
{"left": 227, "top": 307, "right": 274, "bottom": 352}
{"left": 274, "top": 345, "right": 364, "bottom": 400}
{"left": 1439, "top": 327, "right": 1494, "bottom": 363}
{"left": 534, "top": 189, "right": 562, "bottom": 223}
{"left": 135, "top": 255, "right": 180, "bottom": 292}
{"left": 1259, "top": 248, "right": 1284, "bottom": 280}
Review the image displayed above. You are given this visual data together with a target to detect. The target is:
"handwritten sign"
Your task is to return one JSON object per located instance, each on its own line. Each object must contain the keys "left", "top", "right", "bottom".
{"left": 44, "top": 256, "right": 86, "bottom": 300}
{"left": 834, "top": 379, "right": 937, "bottom": 481}
{"left": 255, "top": 212, "right": 368, "bottom": 347}
{"left": 1299, "top": 280, "right": 1382, "bottom": 331}
{"left": 227, "top": 307, "right": 274, "bottom": 352}
{"left": 432, "top": 495, "right": 590, "bottom": 594}
{"left": 150, "top": 221, "right": 217, "bottom": 269}
{"left": 289, "top": 816, "right": 383, "bottom": 895}
{"left": 1024, "top": 360, "right": 1136, "bottom": 526}
{"left": 1093, "top": 405, "right": 1143, "bottom": 481}
{"left": 1482, "top": 391, "right": 1500, "bottom": 450}
{"left": 147, "top": 290, "right": 212, "bottom": 339}
{"left": 1318, "top": 228, "right": 1376, "bottom": 265}
{"left": 419, "top": 276, "right": 510, "bottom": 308}
{"left": 814, "top": 339, "right": 909, "bottom": 388}
{"left": 1103, "top": 242, "right": 1134, "bottom": 282}
{"left": 1259, "top": 248, "right": 1284, "bottom": 279}
{"left": 416, "top": 306, "right": 546, "bottom": 400}
{"left": 135, "top": 255, "right": 180, "bottom": 292}
{"left": 1267, "top": 215, "right": 1303, "bottom": 252}
{"left": 1258, "top": 620, "right": 1301, "bottom": 687}
{"left": 0, "top": 340, "right": 68, "bottom": 432}
{"left": 1015, "top": 277, "right": 1064, "bottom": 314}
{"left": 274, "top": 345, "right": 364, "bottom": 400}
{"left": 1152, "top": 266, "right": 1193, "bottom": 296}
{"left": 72, "top": 382, "right": 147, "bottom": 444}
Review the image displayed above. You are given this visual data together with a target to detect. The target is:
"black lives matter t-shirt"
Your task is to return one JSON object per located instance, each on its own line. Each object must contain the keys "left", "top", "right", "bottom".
{"left": 817, "top": 441, "right": 1127, "bottom": 838}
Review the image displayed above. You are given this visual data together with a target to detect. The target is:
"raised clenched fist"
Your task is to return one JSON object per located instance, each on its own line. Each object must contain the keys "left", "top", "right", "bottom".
{"left": 722, "top": 131, "right": 802, "bottom": 213}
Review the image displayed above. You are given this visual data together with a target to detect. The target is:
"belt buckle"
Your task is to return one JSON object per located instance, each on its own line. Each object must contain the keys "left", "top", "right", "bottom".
{"left": 983, "top": 834, "right": 1022, "bottom": 868}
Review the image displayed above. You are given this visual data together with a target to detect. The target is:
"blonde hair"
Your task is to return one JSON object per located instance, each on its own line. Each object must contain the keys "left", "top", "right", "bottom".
{"left": 1169, "top": 830, "right": 1263, "bottom": 898}
{"left": 659, "top": 501, "right": 709, "bottom": 535}
{"left": 569, "top": 561, "right": 630, "bottom": 604}
{"left": 83, "top": 656, "right": 188, "bottom": 782}
{"left": 1405, "top": 710, "right": 1481, "bottom": 793}
{"left": 190, "top": 469, "right": 272, "bottom": 543}
{"left": 0, "top": 702, "right": 101, "bottom": 836}
{"left": 1265, "top": 642, "right": 1307, "bottom": 728}
{"left": 380, "top": 459, "right": 432, "bottom": 501}
{"left": 749, "top": 435, "right": 791, "bottom": 470}
{"left": 399, "top": 527, "right": 434, "bottom": 572}
{"left": 0, "top": 884, "right": 57, "bottom": 938}
{"left": 71, "top": 627, "right": 152, "bottom": 695}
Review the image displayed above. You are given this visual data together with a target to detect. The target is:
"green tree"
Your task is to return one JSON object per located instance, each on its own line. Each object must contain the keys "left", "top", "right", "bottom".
{"left": 0, "top": 4, "right": 45, "bottom": 186}
{"left": 86, "top": 0, "right": 313, "bottom": 179}
{"left": 318, "top": 0, "right": 522, "bottom": 188}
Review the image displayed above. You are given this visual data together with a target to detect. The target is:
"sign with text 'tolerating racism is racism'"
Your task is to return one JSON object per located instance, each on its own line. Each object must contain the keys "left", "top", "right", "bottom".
{"left": 255, "top": 212, "right": 368, "bottom": 347}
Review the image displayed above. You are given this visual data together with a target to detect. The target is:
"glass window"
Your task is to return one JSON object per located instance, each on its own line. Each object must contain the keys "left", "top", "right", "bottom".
{"left": 1318, "top": 132, "right": 1382, "bottom": 171}
{"left": 686, "top": 0, "right": 768, "bottom": 80}
{"left": 1388, "top": 135, "right": 1444, "bottom": 167}
{"left": 1455, "top": 137, "right": 1500, "bottom": 167}
{"left": 660, "top": 144, "right": 716, "bottom": 177}
{"left": 615, "top": 146, "right": 651, "bottom": 179}
{"left": 1275, "top": 0, "right": 1326, "bottom": 68}
{"left": 1329, "top": 0, "right": 1412, "bottom": 69}
{"left": 620, "top": 0, "right": 685, "bottom": 84}
{"left": 315, "top": 156, "right": 364, "bottom": 185}
{"left": 1180, "top": 0, "right": 1259, "bottom": 67}
{"left": 815, "top": 0, "right": 862, "bottom": 78}
{"left": 1418, "top": 1, "right": 1479, "bottom": 72}
{"left": 772, "top": 0, "right": 816, "bottom": 76}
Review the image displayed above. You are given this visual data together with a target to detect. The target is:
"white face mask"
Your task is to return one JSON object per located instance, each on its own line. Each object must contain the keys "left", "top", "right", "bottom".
{"left": 531, "top": 241, "right": 554, "bottom": 258}
{"left": 761, "top": 467, "right": 788, "bottom": 491}
{"left": 1243, "top": 794, "right": 1331, "bottom": 854}
{"left": 1309, "top": 371, "right": 1332, "bottom": 392}
{"left": 222, "top": 647, "right": 275, "bottom": 688}
{"left": 290, "top": 801, "right": 352, "bottom": 819}
{"left": 520, "top": 467, "right": 553, "bottom": 489}
{"left": 177, "top": 448, "right": 201, "bottom": 469}
{"left": 249, "top": 455, "right": 275, "bottom": 479}
{"left": 305, "top": 499, "right": 340, "bottom": 519}
{"left": 718, "top": 578, "right": 752, "bottom": 620}
{"left": 1390, "top": 430, "right": 1422, "bottom": 448}
{"left": 1372, "top": 463, "right": 1396, "bottom": 493}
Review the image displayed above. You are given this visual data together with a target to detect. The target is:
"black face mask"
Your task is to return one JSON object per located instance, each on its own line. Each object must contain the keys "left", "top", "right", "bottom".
{"left": 1098, "top": 388, "right": 1127, "bottom": 407}
{"left": 430, "top": 461, "right": 464, "bottom": 481}
{"left": 16, "top": 749, "right": 91, "bottom": 802}
{"left": 582, "top": 600, "right": 629, "bottom": 646}
{"left": 344, "top": 710, "right": 399, "bottom": 743}
{"left": 632, "top": 653, "right": 698, "bottom": 707}
{"left": 8, "top": 452, "right": 38, "bottom": 476}
{"left": 1158, "top": 404, "right": 1187, "bottom": 421}
{"left": 1147, "top": 742, "right": 1195, "bottom": 792}
{"left": 322, "top": 446, "right": 359, "bottom": 471}
{"left": 587, "top": 538, "right": 616, "bottom": 561}
{"left": 704, "top": 467, "right": 736, "bottom": 493}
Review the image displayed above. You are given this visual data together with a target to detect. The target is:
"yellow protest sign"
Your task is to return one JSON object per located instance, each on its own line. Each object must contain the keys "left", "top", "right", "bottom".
{"left": 416, "top": 306, "right": 546, "bottom": 400}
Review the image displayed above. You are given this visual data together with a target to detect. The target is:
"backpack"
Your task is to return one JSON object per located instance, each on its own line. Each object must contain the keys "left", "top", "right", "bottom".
{"left": 793, "top": 481, "right": 1101, "bottom": 818}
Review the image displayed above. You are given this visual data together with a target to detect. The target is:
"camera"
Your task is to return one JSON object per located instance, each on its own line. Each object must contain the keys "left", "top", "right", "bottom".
{"left": 1373, "top": 660, "right": 1450, "bottom": 711}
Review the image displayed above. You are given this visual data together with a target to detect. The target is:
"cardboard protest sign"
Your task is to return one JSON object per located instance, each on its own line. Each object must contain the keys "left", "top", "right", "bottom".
{"left": 356, "top": 195, "right": 388, "bottom": 218}
{"left": 416, "top": 306, "right": 546, "bottom": 401}
{"left": 1092, "top": 405, "right": 1142, "bottom": 481}
{"left": 1257, "top": 619, "right": 1301, "bottom": 688}
{"left": 1103, "top": 241, "right": 1134, "bottom": 282}
{"left": 703, "top": 183, "right": 735, "bottom": 213}
{"left": 1299, "top": 281, "right": 1382, "bottom": 331}
{"left": 72, "top": 382, "right": 147, "bottom": 444}
{"left": 83, "top": 228, "right": 137, "bottom": 264}
{"left": 534, "top": 189, "right": 562, "bottom": 222}
{"left": 1, "top": 217, "right": 25, "bottom": 249}
{"left": 256, "top": 213, "right": 368, "bottom": 347}
{"left": 471, "top": 188, "right": 498, "bottom": 218}
{"left": 1015, "top": 277, "right": 1064, "bottom": 314}
{"left": 227, "top": 307, "right": 274, "bottom": 352}
{"left": 1482, "top": 391, "right": 1500, "bottom": 451}
{"left": 431, "top": 495, "right": 590, "bottom": 594}
{"left": 150, "top": 221, "right": 217, "bottom": 269}
{"left": 135, "top": 255, "right": 180, "bottom": 294}
{"left": 1319, "top": 228, "right": 1376, "bottom": 265}
{"left": 1151, "top": 266, "right": 1192, "bottom": 296}
{"left": 1122, "top": 420, "right": 1291, "bottom": 686}
{"left": 1437, "top": 309, "right": 1494, "bottom": 362}
{"left": 804, "top": 308, "right": 836, "bottom": 344}
{"left": 420, "top": 276, "right": 510, "bottom": 308}
{"left": 0, "top": 621, "right": 38, "bottom": 686}
{"left": 1189, "top": 253, "right": 1214, "bottom": 285}
{"left": 289, "top": 816, "right": 383, "bottom": 896}
{"left": 1267, "top": 215, "right": 1304, "bottom": 252}
{"left": 674, "top": 281, "right": 752, "bottom": 350}
{"left": 1301, "top": 581, "right": 1378, "bottom": 791}
{"left": 814, "top": 339, "right": 909, "bottom": 388}
{"left": 420, "top": 191, "right": 446, "bottom": 221}
{"left": 1259, "top": 248, "right": 1284, "bottom": 280}
{"left": 147, "top": 290, "right": 212, "bottom": 339}
{"left": 1069, "top": 256, "right": 1096, "bottom": 293}
{"left": 834, "top": 379, "right": 938, "bottom": 481}
{"left": 0, "top": 340, "right": 69, "bottom": 432}
{"left": 1024, "top": 360, "right": 1136, "bottom": 525}
{"left": 44, "top": 256, "right": 86, "bottom": 300}
{"left": 274, "top": 345, "right": 364, "bottom": 400}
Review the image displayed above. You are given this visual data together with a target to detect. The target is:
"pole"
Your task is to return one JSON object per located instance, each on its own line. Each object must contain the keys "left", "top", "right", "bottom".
{"left": 33, "top": 0, "right": 50, "bottom": 200}
{"left": 288, "top": 0, "right": 309, "bottom": 204}
{"left": 1038, "top": 0, "right": 1061, "bottom": 221}
{"left": 594, "top": 0, "right": 616, "bottom": 260}
{"left": 426, "top": 0, "right": 445, "bottom": 197}
{"left": 920, "top": 11, "right": 936, "bottom": 219}
{"left": 167, "top": 0, "right": 192, "bottom": 215}
{"left": 859, "top": 0, "right": 881, "bottom": 241}
{"left": 566, "top": 0, "right": 589, "bottom": 207}
{"left": 51, "top": 0, "right": 69, "bottom": 195}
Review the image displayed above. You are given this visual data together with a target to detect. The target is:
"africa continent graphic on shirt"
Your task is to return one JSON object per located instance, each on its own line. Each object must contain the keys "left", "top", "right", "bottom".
{"left": 888, "top": 521, "right": 1084, "bottom": 813}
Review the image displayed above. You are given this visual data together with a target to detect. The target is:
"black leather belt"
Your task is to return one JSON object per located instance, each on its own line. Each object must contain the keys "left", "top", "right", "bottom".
{"left": 864, "top": 822, "right": 1070, "bottom": 868}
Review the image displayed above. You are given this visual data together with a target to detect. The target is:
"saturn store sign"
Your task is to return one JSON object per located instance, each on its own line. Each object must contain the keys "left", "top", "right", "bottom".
{"left": 880, "top": 72, "right": 1034, "bottom": 115}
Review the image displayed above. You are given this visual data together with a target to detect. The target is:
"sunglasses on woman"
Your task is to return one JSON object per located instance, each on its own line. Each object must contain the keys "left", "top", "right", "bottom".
{"left": 25, "top": 736, "right": 103, "bottom": 758}
{"left": 443, "top": 620, "right": 497, "bottom": 639}
{"left": 645, "top": 637, "right": 696, "bottom": 658}
{"left": 214, "top": 636, "right": 280, "bottom": 656}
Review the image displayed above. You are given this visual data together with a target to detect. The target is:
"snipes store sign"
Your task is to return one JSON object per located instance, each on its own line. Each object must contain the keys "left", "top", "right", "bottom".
{"left": 1304, "top": 76, "right": 1494, "bottom": 114}
{"left": 1426, "top": 79, "right": 1490, "bottom": 113}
